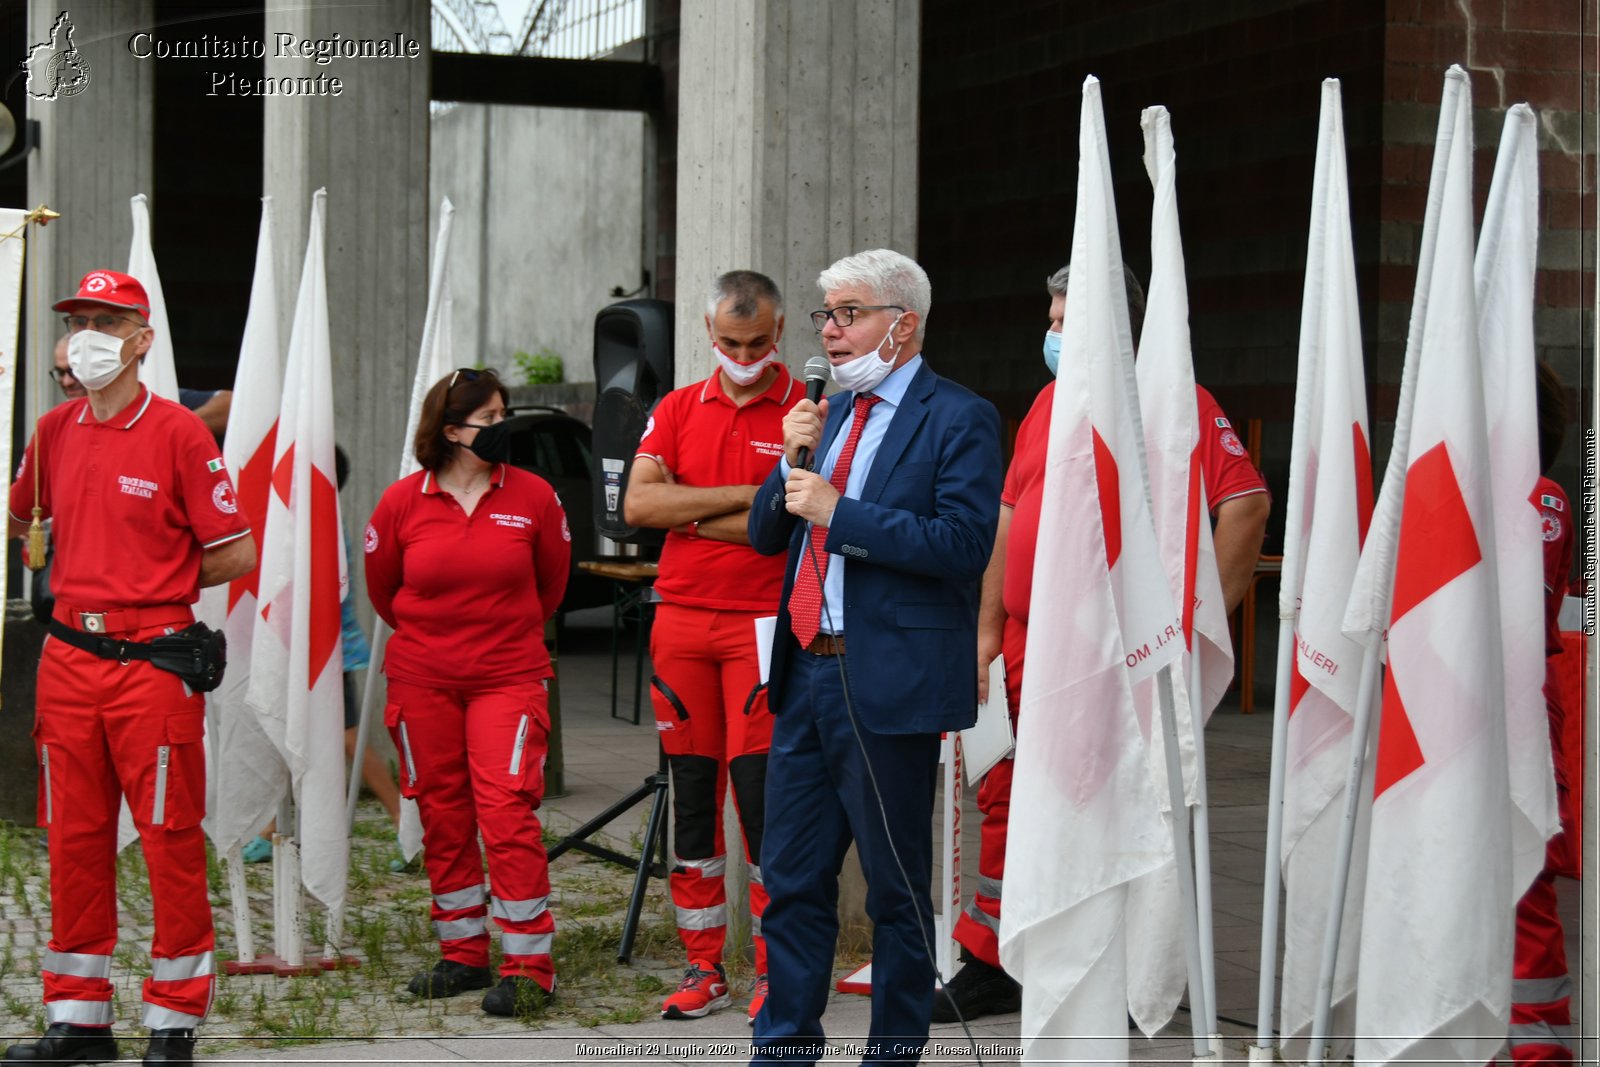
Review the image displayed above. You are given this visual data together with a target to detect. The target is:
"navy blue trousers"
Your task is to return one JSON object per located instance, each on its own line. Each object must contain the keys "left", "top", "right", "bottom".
{"left": 751, "top": 649, "right": 941, "bottom": 1066}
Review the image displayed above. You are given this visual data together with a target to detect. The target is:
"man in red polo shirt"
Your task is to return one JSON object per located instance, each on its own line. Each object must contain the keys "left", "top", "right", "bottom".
{"left": 6, "top": 270, "right": 256, "bottom": 1065}
{"left": 623, "top": 270, "right": 800, "bottom": 1023}
{"left": 937, "top": 264, "right": 1270, "bottom": 1022}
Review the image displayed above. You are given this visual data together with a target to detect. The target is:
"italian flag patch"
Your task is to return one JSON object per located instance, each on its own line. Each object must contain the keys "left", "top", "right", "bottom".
{"left": 1541, "top": 493, "right": 1564, "bottom": 511}
{"left": 207, "top": 458, "right": 225, "bottom": 473}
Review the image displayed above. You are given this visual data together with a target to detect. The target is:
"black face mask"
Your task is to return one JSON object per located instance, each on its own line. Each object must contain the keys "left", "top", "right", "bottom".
{"left": 460, "top": 420, "right": 512, "bottom": 463}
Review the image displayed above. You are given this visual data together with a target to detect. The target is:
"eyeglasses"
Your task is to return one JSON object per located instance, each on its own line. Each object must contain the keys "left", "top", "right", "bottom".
{"left": 808, "top": 305, "right": 905, "bottom": 331}
{"left": 48, "top": 367, "right": 78, "bottom": 384}
{"left": 61, "top": 313, "right": 145, "bottom": 334}
{"left": 448, "top": 367, "right": 495, "bottom": 390}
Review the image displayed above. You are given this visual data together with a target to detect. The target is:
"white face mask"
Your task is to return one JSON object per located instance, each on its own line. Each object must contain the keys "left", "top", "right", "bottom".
{"left": 829, "top": 313, "right": 903, "bottom": 394}
{"left": 714, "top": 344, "right": 777, "bottom": 387}
{"left": 66, "top": 328, "right": 140, "bottom": 392}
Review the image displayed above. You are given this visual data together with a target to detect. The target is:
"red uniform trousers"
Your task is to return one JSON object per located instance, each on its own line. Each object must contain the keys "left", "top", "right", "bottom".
{"left": 385, "top": 678, "right": 555, "bottom": 989}
{"left": 649, "top": 603, "right": 773, "bottom": 973}
{"left": 951, "top": 615, "right": 1028, "bottom": 969}
{"left": 1509, "top": 833, "right": 1572, "bottom": 1063}
{"left": 35, "top": 626, "right": 216, "bottom": 1030}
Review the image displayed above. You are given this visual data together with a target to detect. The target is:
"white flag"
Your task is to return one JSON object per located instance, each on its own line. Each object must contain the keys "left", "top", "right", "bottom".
{"left": 1476, "top": 103, "right": 1559, "bottom": 893}
{"left": 246, "top": 189, "right": 350, "bottom": 917}
{"left": 128, "top": 194, "right": 179, "bottom": 401}
{"left": 999, "top": 76, "right": 1180, "bottom": 1064}
{"left": 1121, "top": 103, "right": 1225, "bottom": 1034}
{"left": 380, "top": 197, "right": 456, "bottom": 862}
{"left": 0, "top": 210, "right": 25, "bottom": 685}
{"left": 1275, "top": 78, "right": 1377, "bottom": 1060}
{"left": 1353, "top": 67, "right": 1513, "bottom": 1066}
{"left": 206, "top": 198, "right": 287, "bottom": 855}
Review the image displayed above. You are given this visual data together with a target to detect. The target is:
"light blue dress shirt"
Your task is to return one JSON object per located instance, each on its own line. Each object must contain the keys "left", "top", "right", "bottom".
{"left": 782, "top": 354, "right": 923, "bottom": 636}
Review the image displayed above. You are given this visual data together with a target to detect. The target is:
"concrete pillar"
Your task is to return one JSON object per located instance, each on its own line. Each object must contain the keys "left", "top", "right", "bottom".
{"left": 261, "top": 0, "right": 430, "bottom": 587}
{"left": 674, "top": 0, "right": 920, "bottom": 381}
{"left": 675, "top": 0, "right": 922, "bottom": 962}
{"left": 23, "top": 1, "right": 155, "bottom": 428}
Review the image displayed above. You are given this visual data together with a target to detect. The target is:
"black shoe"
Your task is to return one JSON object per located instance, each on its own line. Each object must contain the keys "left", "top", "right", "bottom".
{"left": 407, "top": 958, "right": 494, "bottom": 998}
{"left": 481, "top": 975, "right": 555, "bottom": 1017}
{"left": 3, "top": 1023, "right": 118, "bottom": 1062}
{"left": 143, "top": 1028, "right": 195, "bottom": 1064}
{"left": 930, "top": 958, "right": 1021, "bottom": 1023}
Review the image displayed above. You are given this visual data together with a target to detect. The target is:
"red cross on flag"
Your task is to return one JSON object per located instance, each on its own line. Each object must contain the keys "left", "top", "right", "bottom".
{"left": 247, "top": 189, "right": 350, "bottom": 920}
{"left": 1274, "top": 79, "right": 1376, "bottom": 1060}
{"left": 999, "top": 76, "right": 1182, "bottom": 1065}
{"left": 1348, "top": 67, "right": 1514, "bottom": 1066}
{"left": 207, "top": 198, "right": 289, "bottom": 857}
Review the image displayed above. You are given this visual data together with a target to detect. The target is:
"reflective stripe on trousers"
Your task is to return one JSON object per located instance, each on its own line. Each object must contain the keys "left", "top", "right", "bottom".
{"left": 675, "top": 855, "right": 727, "bottom": 878}
{"left": 143, "top": 1004, "right": 206, "bottom": 1031}
{"left": 1509, "top": 1018, "right": 1574, "bottom": 1052}
{"left": 44, "top": 951, "right": 113, "bottom": 980}
{"left": 492, "top": 895, "right": 549, "bottom": 923}
{"left": 435, "top": 884, "right": 488, "bottom": 912}
{"left": 46, "top": 1000, "right": 114, "bottom": 1026}
{"left": 150, "top": 951, "right": 215, "bottom": 982}
{"left": 502, "top": 932, "right": 554, "bottom": 957}
{"left": 435, "top": 916, "right": 488, "bottom": 942}
{"left": 675, "top": 903, "right": 728, "bottom": 931}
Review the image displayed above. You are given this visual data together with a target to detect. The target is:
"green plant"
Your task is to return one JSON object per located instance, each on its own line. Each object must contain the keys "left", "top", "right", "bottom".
{"left": 513, "top": 347, "right": 564, "bottom": 385}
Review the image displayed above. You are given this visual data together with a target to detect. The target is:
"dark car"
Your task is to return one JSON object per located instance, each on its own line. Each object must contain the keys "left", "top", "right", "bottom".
{"left": 504, "top": 407, "right": 610, "bottom": 613}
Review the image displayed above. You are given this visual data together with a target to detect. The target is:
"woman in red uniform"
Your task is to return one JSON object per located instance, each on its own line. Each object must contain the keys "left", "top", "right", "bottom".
{"left": 364, "top": 368, "right": 571, "bottom": 1016}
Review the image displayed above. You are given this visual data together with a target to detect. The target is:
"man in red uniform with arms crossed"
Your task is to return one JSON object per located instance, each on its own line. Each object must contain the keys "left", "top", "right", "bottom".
{"left": 624, "top": 270, "right": 800, "bottom": 1023}
{"left": 939, "top": 264, "right": 1271, "bottom": 1021}
{"left": 6, "top": 271, "right": 256, "bottom": 1065}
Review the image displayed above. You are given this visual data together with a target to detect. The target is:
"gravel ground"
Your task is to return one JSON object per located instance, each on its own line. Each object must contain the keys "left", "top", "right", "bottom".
{"left": 0, "top": 796, "right": 761, "bottom": 1055}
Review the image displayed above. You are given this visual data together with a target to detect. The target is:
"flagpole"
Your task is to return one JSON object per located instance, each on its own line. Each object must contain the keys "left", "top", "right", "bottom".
{"left": 1307, "top": 639, "right": 1383, "bottom": 1066}
{"left": 1188, "top": 652, "right": 1220, "bottom": 1050}
{"left": 345, "top": 619, "right": 391, "bottom": 830}
{"left": 225, "top": 844, "right": 256, "bottom": 963}
{"left": 1157, "top": 667, "right": 1214, "bottom": 1061}
{"left": 1250, "top": 618, "right": 1296, "bottom": 1060}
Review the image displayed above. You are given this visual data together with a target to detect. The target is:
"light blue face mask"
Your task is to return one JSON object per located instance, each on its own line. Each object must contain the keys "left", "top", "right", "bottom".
{"left": 1042, "top": 330, "right": 1062, "bottom": 376}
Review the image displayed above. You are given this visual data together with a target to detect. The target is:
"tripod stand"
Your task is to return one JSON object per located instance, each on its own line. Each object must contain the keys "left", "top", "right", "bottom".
{"left": 547, "top": 742, "right": 671, "bottom": 963}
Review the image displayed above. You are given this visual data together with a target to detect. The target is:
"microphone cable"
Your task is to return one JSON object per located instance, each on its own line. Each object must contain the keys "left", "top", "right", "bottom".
{"left": 795, "top": 500, "right": 988, "bottom": 1067}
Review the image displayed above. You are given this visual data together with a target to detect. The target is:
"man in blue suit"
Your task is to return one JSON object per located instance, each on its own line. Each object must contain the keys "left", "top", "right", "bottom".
{"left": 747, "top": 248, "right": 1003, "bottom": 1064}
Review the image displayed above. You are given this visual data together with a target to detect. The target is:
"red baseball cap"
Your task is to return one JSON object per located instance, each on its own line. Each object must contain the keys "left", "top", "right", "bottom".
{"left": 53, "top": 270, "right": 151, "bottom": 315}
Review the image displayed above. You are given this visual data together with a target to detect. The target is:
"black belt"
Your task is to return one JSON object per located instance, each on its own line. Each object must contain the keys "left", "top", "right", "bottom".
{"left": 48, "top": 619, "right": 228, "bottom": 692}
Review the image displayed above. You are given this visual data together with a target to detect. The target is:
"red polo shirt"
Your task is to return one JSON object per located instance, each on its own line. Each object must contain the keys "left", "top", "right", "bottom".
{"left": 9, "top": 387, "right": 250, "bottom": 610}
{"left": 635, "top": 366, "right": 800, "bottom": 611}
{"left": 1001, "top": 381, "right": 1267, "bottom": 624}
{"left": 364, "top": 464, "right": 571, "bottom": 690}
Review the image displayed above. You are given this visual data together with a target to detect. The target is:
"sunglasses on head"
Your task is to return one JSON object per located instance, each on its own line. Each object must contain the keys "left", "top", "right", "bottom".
{"left": 447, "top": 367, "right": 495, "bottom": 391}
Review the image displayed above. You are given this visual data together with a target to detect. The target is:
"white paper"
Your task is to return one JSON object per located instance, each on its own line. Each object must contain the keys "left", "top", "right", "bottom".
{"left": 754, "top": 615, "right": 777, "bottom": 685}
{"left": 960, "top": 654, "right": 1014, "bottom": 785}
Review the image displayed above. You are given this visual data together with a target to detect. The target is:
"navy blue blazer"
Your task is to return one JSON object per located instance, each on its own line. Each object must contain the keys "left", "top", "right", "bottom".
{"left": 747, "top": 360, "right": 1003, "bottom": 735}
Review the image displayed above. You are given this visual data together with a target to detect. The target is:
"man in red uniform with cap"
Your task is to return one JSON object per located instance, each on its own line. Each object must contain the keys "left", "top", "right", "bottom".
{"left": 623, "top": 270, "right": 800, "bottom": 1023}
{"left": 6, "top": 270, "right": 256, "bottom": 1066}
{"left": 937, "top": 264, "right": 1270, "bottom": 1021}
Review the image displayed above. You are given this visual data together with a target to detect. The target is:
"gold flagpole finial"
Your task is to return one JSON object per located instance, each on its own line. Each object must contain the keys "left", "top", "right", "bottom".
{"left": 23, "top": 205, "right": 60, "bottom": 226}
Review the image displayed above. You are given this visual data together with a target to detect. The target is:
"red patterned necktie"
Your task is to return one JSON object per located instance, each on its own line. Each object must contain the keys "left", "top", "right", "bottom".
{"left": 789, "top": 393, "right": 883, "bottom": 648}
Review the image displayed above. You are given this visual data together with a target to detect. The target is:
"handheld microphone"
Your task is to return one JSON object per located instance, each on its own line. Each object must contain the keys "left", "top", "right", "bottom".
{"left": 795, "top": 356, "right": 832, "bottom": 470}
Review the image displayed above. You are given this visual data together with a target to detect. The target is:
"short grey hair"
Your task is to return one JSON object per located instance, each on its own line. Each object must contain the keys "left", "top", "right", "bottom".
{"left": 706, "top": 270, "right": 784, "bottom": 321}
{"left": 1046, "top": 262, "right": 1147, "bottom": 344}
{"left": 817, "top": 248, "right": 931, "bottom": 340}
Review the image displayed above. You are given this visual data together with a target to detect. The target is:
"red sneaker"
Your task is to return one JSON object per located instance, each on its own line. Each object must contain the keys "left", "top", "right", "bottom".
{"left": 661, "top": 959, "right": 731, "bottom": 1019}
{"left": 746, "top": 973, "right": 768, "bottom": 1027}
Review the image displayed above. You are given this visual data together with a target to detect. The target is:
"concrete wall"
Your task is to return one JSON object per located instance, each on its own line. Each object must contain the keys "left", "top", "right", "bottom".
{"left": 260, "top": 0, "right": 430, "bottom": 608}
{"left": 429, "top": 104, "right": 647, "bottom": 387}
{"left": 24, "top": 0, "right": 157, "bottom": 430}
{"left": 674, "top": 0, "right": 920, "bottom": 385}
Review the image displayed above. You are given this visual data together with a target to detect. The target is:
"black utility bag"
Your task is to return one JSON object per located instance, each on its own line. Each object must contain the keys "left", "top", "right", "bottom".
{"left": 48, "top": 620, "right": 228, "bottom": 693}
